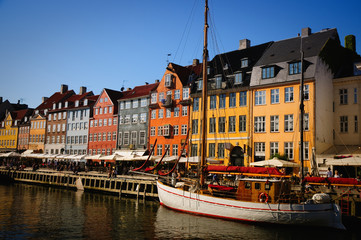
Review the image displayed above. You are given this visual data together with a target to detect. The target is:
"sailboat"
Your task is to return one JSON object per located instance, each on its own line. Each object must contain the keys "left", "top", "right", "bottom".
{"left": 156, "top": 0, "right": 345, "bottom": 229}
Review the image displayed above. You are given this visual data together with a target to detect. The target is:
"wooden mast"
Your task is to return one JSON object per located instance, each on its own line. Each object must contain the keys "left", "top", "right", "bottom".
{"left": 300, "top": 35, "right": 305, "bottom": 192}
{"left": 200, "top": 0, "right": 208, "bottom": 186}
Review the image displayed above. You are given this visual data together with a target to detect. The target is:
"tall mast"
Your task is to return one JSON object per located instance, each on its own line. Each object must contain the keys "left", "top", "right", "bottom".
{"left": 300, "top": 36, "right": 305, "bottom": 192}
{"left": 200, "top": 0, "right": 208, "bottom": 186}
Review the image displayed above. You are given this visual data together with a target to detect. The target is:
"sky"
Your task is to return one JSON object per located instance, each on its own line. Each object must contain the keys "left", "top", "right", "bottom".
{"left": 1, "top": 0, "right": 360, "bottom": 108}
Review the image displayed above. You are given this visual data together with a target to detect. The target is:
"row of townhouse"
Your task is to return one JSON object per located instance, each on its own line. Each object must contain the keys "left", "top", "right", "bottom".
{"left": 1, "top": 27, "right": 360, "bottom": 173}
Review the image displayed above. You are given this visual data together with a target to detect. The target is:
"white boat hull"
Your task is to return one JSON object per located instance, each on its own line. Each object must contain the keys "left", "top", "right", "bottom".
{"left": 157, "top": 181, "right": 345, "bottom": 230}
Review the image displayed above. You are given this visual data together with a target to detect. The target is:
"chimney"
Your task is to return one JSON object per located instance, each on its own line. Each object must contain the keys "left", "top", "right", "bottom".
{"left": 345, "top": 35, "right": 356, "bottom": 52}
{"left": 145, "top": 82, "right": 149, "bottom": 85}
{"left": 42, "top": 97, "right": 48, "bottom": 103}
{"left": 60, "top": 84, "right": 68, "bottom": 94}
{"left": 239, "top": 39, "right": 250, "bottom": 50}
{"left": 193, "top": 59, "right": 200, "bottom": 66}
{"left": 0, "top": 97, "right": 2, "bottom": 104}
{"left": 127, "top": 88, "right": 132, "bottom": 91}
{"left": 301, "top": 27, "right": 311, "bottom": 37}
{"left": 79, "top": 86, "right": 87, "bottom": 95}
{"left": 155, "top": 79, "right": 160, "bottom": 83}
{"left": 17, "top": 100, "right": 20, "bottom": 104}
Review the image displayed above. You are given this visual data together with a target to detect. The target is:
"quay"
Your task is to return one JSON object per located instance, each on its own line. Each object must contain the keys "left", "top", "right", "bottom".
{"left": 0, "top": 168, "right": 158, "bottom": 201}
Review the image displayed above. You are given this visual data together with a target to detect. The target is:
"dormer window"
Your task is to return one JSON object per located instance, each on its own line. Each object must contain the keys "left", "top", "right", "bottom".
{"left": 215, "top": 76, "right": 222, "bottom": 89}
{"left": 25, "top": 117, "right": 28, "bottom": 122}
{"left": 241, "top": 58, "right": 248, "bottom": 68}
{"left": 197, "top": 80, "right": 203, "bottom": 90}
{"left": 44, "top": 109, "right": 48, "bottom": 115}
{"left": 289, "top": 61, "right": 301, "bottom": 75}
{"left": 207, "top": 66, "right": 211, "bottom": 75}
{"left": 165, "top": 74, "right": 172, "bottom": 87}
{"left": 65, "top": 101, "right": 68, "bottom": 108}
{"left": 235, "top": 72, "right": 243, "bottom": 84}
{"left": 53, "top": 103, "right": 56, "bottom": 109}
{"left": 75, "top": 100, "right": 79, "bottom": 107}
{"left": 58, "top": 102, "right": 62, "bottom": 109}
{"left": 84, "top": 99, "right": 88, "bottom": 106}
{"left": 262, "top": 66, "right": 275, "bottom": 79}
{"left": 35, "top": 110, "right": 39, "bottom": 115}
{"left": 14, "top": 120, "right": 18, "bottom": 126}
{"left": 223, "top": 63, "right": 228, "bottom": 70}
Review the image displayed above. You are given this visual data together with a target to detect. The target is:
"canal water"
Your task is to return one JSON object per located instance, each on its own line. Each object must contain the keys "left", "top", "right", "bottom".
{"left": 0, "top": 183, "right": 359, "bottom": 240}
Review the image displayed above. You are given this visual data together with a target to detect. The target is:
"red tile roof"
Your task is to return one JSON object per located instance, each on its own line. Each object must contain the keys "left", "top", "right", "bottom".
{"left": 35, "top": 90, "right": 75, "bottom": 111}
{"left": 119, "top": 82, "right": 159, "bottom": 100}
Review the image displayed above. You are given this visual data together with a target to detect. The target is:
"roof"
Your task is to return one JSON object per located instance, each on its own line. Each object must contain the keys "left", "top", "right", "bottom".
{"left": 119, "top": 83, "right": 159, "bottom": 101}
{"left": 255, "top": 28, "right": 339, "bottom": 66}
{"left": 35, "top": 90, "right": 75, "bottom": 111}
{"left": 168, "top": 63, "right": 200, "bottom": 86}
{"left": 103, "top": 88, "right": 124, "bottom": 104}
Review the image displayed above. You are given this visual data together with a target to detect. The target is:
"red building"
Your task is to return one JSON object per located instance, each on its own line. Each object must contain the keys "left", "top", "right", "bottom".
{"left": 88, "top": 88, "right": 123, "bottom": 163}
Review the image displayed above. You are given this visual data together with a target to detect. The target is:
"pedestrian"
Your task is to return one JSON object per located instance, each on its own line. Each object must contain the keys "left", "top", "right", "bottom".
{"left": 326, "top": 167, "right": 332, "bottom": 178}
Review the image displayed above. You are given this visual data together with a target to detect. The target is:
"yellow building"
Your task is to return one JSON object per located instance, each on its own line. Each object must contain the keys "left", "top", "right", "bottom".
{"left": 28, "top": 114, "right": 47, "bottom": 153}
{"left": 0, "top": 112, "right": 19, "bottom": 151}
{"left": 190, "top": 41, "right": 272, "bottom": 166}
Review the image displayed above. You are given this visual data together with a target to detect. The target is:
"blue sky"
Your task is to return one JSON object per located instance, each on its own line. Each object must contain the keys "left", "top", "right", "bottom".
{"left": 1, "top": 0, "right": 360, "bottom": 108}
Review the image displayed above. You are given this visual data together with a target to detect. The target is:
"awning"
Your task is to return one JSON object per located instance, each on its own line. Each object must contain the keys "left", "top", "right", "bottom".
{"left": 326, "top": 157, "right": 361, "bottom": 166}
{"left": 154, "top": 156, "right": 221, "bottom": 164}
{"left": 99, "top": 153, "right": 124, "bottom": 161}
{"left": 0, "top": 152, "right": 20, "bottom": 157}
{"left": 21, "top": 150, "right": 34, "bottom": 157}
{"left": 250, "top": 157, "right": 299, "bottom": 167}
{"left": 84, "top": 154, "right": 102, "bottom": 160}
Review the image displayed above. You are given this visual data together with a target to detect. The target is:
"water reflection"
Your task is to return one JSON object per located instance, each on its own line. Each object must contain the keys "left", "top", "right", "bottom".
{"left": 0, "top": 184, "right": 358, "bottom": 240}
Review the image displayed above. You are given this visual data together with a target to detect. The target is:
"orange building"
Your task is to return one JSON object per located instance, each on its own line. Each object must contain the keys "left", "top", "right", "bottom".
{"left": 149, "top": 61, "right": 201, "bottom": 157}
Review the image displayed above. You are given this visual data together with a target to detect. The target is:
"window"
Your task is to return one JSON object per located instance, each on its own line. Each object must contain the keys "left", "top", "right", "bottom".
{"left": 158, "top": 109, "right": 163, "bottom": 119}
{"left": 219, "top": 94, "right": 226, "bottom": 108}
{"left": 93, "top": 133, "right": 97, "bottom": 142}
{"left": 172, "top": 144, "right": 178, "bottom": 156}
{"left": 285, "top": 87, "right": 294, "bottom": 102}
{"left": 140, "top": 113, "right": 147, "bottom": 123}
{"left": 303, "top": 113, "right": 309, "bottom": 131}
{"left": 165, "top": 74, "right": 172, "bottom": 87}
{"left": 104, "top": 107, "right": 108, "bottom": 114}
{"left": 340, "top": 116, "right": 348, "bottom": 133}
{"left": 157, "top": 144, "right": 163, "bottom": 156}
{"left": 132, "top": 114, "right": 138, "bottom": 123}
{"left": 239, "top": 115, "right": 246, "bottom": 132}
{"left": 174, "top": 90, "right": 180, "bottom": 100}
{"left": 262, "top": 66, "right": 275, "bottom": 79}
{"left": 173, "top": 125, "right": 179, "bottom": 135}
{"left": 131, "top": 131, "right": 137, "bottom": 145}
{"left": 239, "top": 91, "right": 247, "bottom": 106}
{"left": 218, "top": 143, "right": 225, "bottom": 158}
{"left": 229, "top": 93, "right": 236, "bottom": 107}
{"left": 123, "top": 132, "right": 129, "bottom": 145}
{"left": 125, "top": 101, "right": 131, "bottom": 109}
{"left": 255, "top": 91, "right": 266, "bottom": 105}
{"left": 192, "top": 119, "right": 198, "bottom": 134}
{"left": 120, "top": 102, "right": 124, "bottom": 110}
{"left": 103, "top": 132, "right": 106, "bottom": 141}
{"left": 112, "top": 118, "right": 116, "bottom": 125}
{"left": 164, "top": 144, "right": 170, "bottom": 156}
{"left": 241, "top": 58, "right": 248, "bottom": 68}
{"left": 174, "top": 107, "right": 180, "bottom": 117}
{"left": 150, "top": 127, "right": 155, "bottom": 136}
{"left": 163, "top": 125, "right": 170, "bottom": 136}
{"left": 284, "top": 114, "right": 294, "bottom": 132}
{"left": 182, "top": 106, "right": 188, "bottom": 116}
{"left": 254, "top": 142, "right": 266, "bottom": 160}
{"left": 303, "top": 142, "right": 309, "bottom": 160}
{"left": 229, "top": 116, "right": 236, "bottom": 132}
{"left": 354, "top": 88, "right": 358, "bottom": 104}
{"left": 118, "top": 132, "right": 122, "bottom": 145}
{"left": 289, "top": 61, "right": 301, "bottom": 75}
{"left": 218, "top": 117, "right": 226, "bottom": 133}
{"left": 254, "top": 116, "right": 265, "bottom": 132}
{"left": 271, "top": 89, "right": 279, "bottom": 104}
{"left": 235, "top": 73, "right": 243, "bottom": 84}
{"left": 183, "top": 88, "right": 190, "bottom": 99}
{"left": 197, "top": 80, "right": 203, "bottom": 90}
{"left": 303, "top": 85, "right": 309, "bottom": 100}
{"left": 284, "top": 142, "right": 293, "bottom": 159}
{"left": 158, "top": 126, "right": 163, "bottom": 136}
{"left": 151, "top": 110, "right": 156, "bottom": 119}
{"left": 270, "top": 115, "right": 279, "bottom": 132}
{"left": 99, "top": 108, "right": 103, "bottom": 114}
{"left": 151, "top": 93, "right": 157, "bottom": 104}
{"left": 132, "top": 100, "right": 138, "bottom": 108}
{"left": 209, "top": 117, "right": 216, "bottom": 133}
{"left": 139, "top": 131, "right": 146, "bottom": 145}
{"left": 159, "top": 92, "right": 164, "bottom": 102}
{"left": 125, "top": 115, "right": 131, "bottom": 124}
{"left": 216, "top": 76, "right": 222, "bottom": 89}
{"left": 181, "top": 125, "right": 187, "bottom": 135}
{"left": 355, "top": 116, "right": 358, "bottom": 132}
{"left": 270, "top": 142, "right": 279, "bottom": 156}
{"left": 208, "top": 143, "right": 215, "bottom": 157}
{"left": 210, "top": 95, "right": 217, "bottom": 109}
{"left": 108, "top": 132, "right": 112, "bottom": 141}
{"left": 191, "top": 144, "right": 198, "bottom": 157}
{"left": 193, "top": 97, "right": 199, "bottom": 111}
{"left": 340, "top": 89, "right": 348, "bottom": 104}
{"left": 141, "top": 98, "right": 147, "bottom": 107}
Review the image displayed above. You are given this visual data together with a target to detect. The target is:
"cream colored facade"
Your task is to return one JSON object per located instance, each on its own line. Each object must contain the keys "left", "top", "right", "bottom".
{"left": 0, "top": 113, "right": 18, "bottom": 151}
